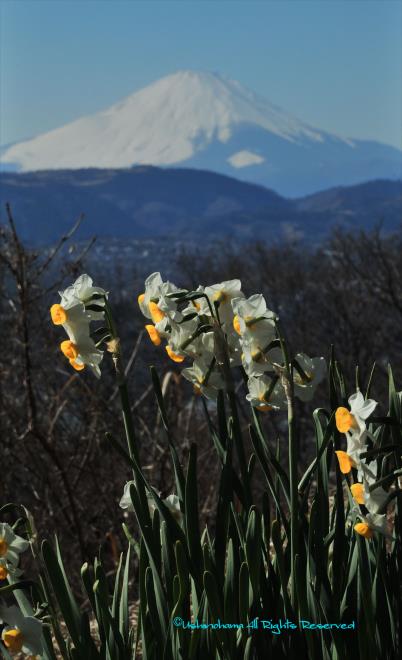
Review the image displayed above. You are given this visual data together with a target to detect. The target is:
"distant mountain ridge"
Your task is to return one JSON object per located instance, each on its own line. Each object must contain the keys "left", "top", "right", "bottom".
{"left": 1, "top": 70, "right": 401, "bottom": 196}
{"left": 0, "top": 166, "right": 400, "bottom": 245}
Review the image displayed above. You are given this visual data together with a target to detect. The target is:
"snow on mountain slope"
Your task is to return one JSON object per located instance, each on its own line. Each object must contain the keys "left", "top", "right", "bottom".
{"left": 0, "top": 71, "right": 324, "bottom": 170}
{"left": 1, "top": 70, "right": 401, "bottom": 196}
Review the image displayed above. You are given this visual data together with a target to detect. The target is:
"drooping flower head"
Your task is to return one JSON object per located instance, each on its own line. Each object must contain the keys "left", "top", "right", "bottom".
{"left": 182, "top": 358, "right": 223, "bottom": 399}
{"left": 0, "top": 605, "right": 43, "bottom": 656}
{"left": 241, "top": 339, "right": 282, "bottom": 378}
{"left": 199, "top": 279, "right": 244, "bottom": 327}
{"left": 50, "top": 274, "right": 106, "bottom": 377}
{"left": 351, "top": 460, "right": 388, "bottom": 513}
{"left": 232, "top": 294, "right": 275, "bottom": 340}
{"left": 59, "top": 274, "right": 107, "bottom": 321}
{"left": 138, "top": 272, "right": 182, "bottom": 324}
{"left": 246, "top": 375, "right": 287, "bottom": 412}
{"left": 0, "top": 557, "right": 22, "bottom": 582}
{"left": 335, "top": 391, "right": 377, "bottom": 474}
{"left": 335, "top": 391, "right": 377, "bottom": 437}
{"left": 120, "top": 483, "right": 182, "bottom": 521}
{"left": 0, "top": 523, "right": 29, "bottom": 567}
{"left": 354, "top": 512, "right": 390, "bottom": 540}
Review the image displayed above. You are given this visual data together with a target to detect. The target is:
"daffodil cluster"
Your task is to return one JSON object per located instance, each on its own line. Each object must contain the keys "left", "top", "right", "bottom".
{"left": 138, "top": 273, "right": 326, "bottom": 409}
{"left": 50, "top": 274, "right": 107, "bottom": 377}
{"left": 335, "top": 391, "right": 392, "bottom": 540}
{"left": 0, "top": 523, "right": 43, "bottom": 656}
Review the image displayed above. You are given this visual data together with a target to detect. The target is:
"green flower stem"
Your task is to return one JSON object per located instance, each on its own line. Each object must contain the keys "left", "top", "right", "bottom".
{"left": 287, "top": 380, "right": 298, "bottom": 611}
{"left": 104, "top": 301, "right": 138, "bottom": 462}
{"left": 118, "top": 375, "right": 140, "bottom": 465}
{"left": 214, "top": 320, "right": 252, "bottom": 508}
{"left": 228, "top": 390, "right": 252, "bottom": 508}
{"left": 275, "top": 318, "right": 298, "bottom": 612}
{"left": 104, "top": 301, "right": 150, "bottom": 522}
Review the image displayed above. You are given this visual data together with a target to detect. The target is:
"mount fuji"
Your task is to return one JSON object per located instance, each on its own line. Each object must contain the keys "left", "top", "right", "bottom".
{"left": 1, "top": 70, "right": 401, "bottom": 196}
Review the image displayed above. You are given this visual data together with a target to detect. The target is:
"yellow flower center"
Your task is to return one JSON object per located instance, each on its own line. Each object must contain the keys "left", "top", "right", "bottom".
{"left": 50, "top": 304, "right": 67, "bottom": 325}
{"left": 233, "top": 315, "right": 242, "bottom": 335}
{"left": 138, "top": 293, "right": 145, "bottom": 306}
{"left": 148, "top": 301, "right": 165, "bottom": 324}
{"left": 60, "top": 340, "right": 79, "bottom": 360}
{"left": 294, "top": 371, "right": 313, "bottom": 385}
{"left": 192, "top": 301, "right": 201, "bottom": 311}
{"left": 354, "top": 522, "right": 373, "bottom": 539}
{"left": 212, "top": 290, "right": 227, "bottom": 303}
{"left": 335, "top": 450, "right": 357, "bottom": 474}
{"left": 244, "top": 315, "right": 257, "bottom": 329}
{"left": 0, "top": 538, "right": 8, "bottom": 557}
{"left": 145, "top": 324, "right": 162, "bottom": 346}
{"left": 2, "top": 628, "right": 24, "bottom": 653}
{"left": 0, "top": 564, "right": 9, "bottom": 580}
{"left": 251, "top": 349, "right": 264, "bottom": 363}
{"left": 166, "top": 346, "right": 185, "bottom": 363}
{"left": 351, "top": 483, "right": 365, "bottom": 505}
{"left": 335, "top": 407, "right": 357, "bottom": 433}
{"left": 258, "top": 393, "right": 272, "bottom": 412}
{"left": 69, "top": 358, "right": 85, "bottom": 371}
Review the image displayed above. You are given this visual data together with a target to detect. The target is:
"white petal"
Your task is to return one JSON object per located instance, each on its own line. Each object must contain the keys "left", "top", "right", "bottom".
{"left": 349, "top": 391, "right": 364, "bottom": 412}
{"left": 357, "top": 399, "right": 377, "bottom": 420}
{"left": 119, "top": 482, "right": 135, "bottom": 512}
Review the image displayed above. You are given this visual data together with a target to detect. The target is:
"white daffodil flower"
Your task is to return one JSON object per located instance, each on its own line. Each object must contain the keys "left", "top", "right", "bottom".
{"left": 59, "top": 331, "right": 103, "bottom": 378}
{"left": 246, "top": 375, "right": 287, "bottom": 412}
{"left": 241, "top": 340, "right": 283, "bottom": 378}
{"left": 293, "top": 354, "right": 326, "bottom": 402}
{"left": 0, "top": 557, "right": 22, "bottom": 581}
{"left": 51, "top": 274, "right": 106, "bottom": 377}
{"left": 161, "top": 494, "right": 182, "bottom": 522}
{"left": 351, "top": 460, "right": 389, "bottom": 514}
{"left": 168, "top": 318, "right": 216, "bottom": 362}
{"left": 0, "top": 523, "right": 29, "bottom": 567}
{"left": 335, "top": 391, "right": 377, "bottom": 474}
{"left": 119, "top": 484, "right": 182, "bottom": 521}
{"left": 199, "top": 279, "right": 244, "bottom": 327}
{"left": 182, "top": 359, "right": 223, "bottom": 399}
{"left": 119, "top": 481, "right": 135, "bottom": 512}
{"left": 0, "top": 605, "right": 43, "bottom": 656}
{"left": 192, "top": 331, "right": 215, "bottom": 361}
{"left": 335, "top": 391, "right": 377, "bottom": 438}
{"left": 335, "top": 432, "right": 368, "bottom": 475}
{"left": 163, "top": 318, "right": 199, "bottom": 363}
{"left": 138, "top": 272, "right": 182, "bottom": 324}
{"left": 231, "top": 294, "right": 276, "bottom": 342}
{"left": 50, "top": 295, "right": 90, "bottom": 339}
{"left": 60, "top": 274, "right": 107, "bottom": 321}
{"left": 354, "top": 512, "right": 390, "bottom": 540}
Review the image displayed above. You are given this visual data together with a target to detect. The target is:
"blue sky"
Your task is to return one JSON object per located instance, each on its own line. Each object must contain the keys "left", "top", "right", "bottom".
{"left": 1, "top": 0, "right": 401, "bottom": 149}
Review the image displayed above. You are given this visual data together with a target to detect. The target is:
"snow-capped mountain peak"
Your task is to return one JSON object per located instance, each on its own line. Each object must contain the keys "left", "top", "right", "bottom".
{"left": 1, "top": 70, "right": 401, "bottom": 196}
